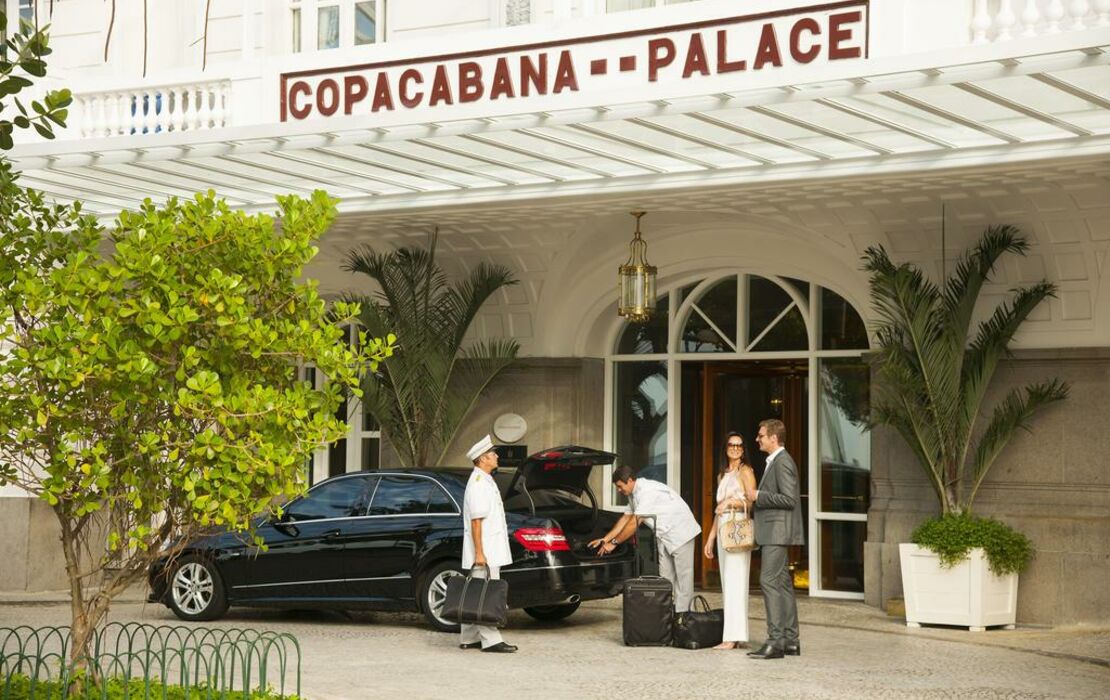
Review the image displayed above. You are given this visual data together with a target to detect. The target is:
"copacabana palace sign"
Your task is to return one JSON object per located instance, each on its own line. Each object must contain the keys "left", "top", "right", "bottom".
{"left": 280, "top": 1, "right": 869, "bottom": 122}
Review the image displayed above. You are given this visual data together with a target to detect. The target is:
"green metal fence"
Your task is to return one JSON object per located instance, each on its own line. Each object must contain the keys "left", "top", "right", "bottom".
{"left": 0, "top": 623, "right": 301, "bottom": 699}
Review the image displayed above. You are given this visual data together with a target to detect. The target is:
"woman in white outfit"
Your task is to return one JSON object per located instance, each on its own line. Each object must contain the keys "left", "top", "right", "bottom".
{"left": 702, "top": 431, "right": 757, "bottom": 650}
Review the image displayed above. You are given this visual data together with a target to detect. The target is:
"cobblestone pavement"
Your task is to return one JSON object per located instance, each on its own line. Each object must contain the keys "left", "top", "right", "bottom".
{"left": 2, "top": 593, "right": 1108, "bottom": 700}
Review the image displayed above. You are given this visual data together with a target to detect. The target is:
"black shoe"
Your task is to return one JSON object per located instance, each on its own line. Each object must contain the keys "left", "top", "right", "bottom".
{"left": 784, "top": 642, "right": 800, "bottom": 656}
{"left": 481, "top": 642, "right": 518, "bottom": 653}
{"left": 746, "top": 642, "right": 784, "bottom": 659}
{"left": 459, "top": 642, "right": 482, "bottom": 650}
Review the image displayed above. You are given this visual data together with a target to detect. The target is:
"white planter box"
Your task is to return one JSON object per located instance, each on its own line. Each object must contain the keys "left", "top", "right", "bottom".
{"left": 899, "top": 543, "right": 1018, "bottom": 631}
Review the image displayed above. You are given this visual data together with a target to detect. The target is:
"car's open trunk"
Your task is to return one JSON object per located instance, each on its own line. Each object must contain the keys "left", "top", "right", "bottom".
{"left": 502, "top": 445, "right": 659, "bottom": 569}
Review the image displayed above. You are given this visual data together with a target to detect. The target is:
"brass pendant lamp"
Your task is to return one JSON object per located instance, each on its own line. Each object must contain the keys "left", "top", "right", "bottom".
{"left": 617, "top": 211, "right": 657, "bottom": 323}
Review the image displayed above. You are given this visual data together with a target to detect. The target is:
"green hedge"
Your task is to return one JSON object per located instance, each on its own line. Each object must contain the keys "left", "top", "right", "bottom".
{"left": 911, "top": 513, "right": 1033, "bottom": 576}
{"left": 1, "top": 674, "right": 300, "bottom": 700}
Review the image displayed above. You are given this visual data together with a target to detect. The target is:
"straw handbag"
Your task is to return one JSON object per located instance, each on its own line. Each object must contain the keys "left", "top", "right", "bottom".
{"left": 718, "top": 501, "right": 755, "bottom": 553}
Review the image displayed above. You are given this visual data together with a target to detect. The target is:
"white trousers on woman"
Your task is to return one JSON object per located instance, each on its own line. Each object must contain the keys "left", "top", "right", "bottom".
{"left": 717, "top": 539, "right": 751, "bottom": 642}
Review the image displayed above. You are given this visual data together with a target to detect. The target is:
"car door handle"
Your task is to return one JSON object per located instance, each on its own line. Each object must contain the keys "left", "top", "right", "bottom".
{"left": 322, "top": 529, "right": 342, "bottom": 542}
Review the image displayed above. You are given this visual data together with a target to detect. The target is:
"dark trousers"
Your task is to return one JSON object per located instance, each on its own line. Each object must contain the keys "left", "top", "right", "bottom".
{"left": 759, "top": 544, "right": 799, "bottom": 646}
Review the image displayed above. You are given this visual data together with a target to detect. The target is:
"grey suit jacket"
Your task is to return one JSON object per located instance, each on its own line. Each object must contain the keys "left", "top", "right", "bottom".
{"left": 753, "top": 449, "right": 805, "bottom": 546}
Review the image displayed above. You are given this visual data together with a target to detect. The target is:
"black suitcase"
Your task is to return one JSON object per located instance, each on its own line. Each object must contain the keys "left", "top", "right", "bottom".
{"left": 622, "top": 516, "right": 673, "bottom": 646}
{"left": 622, "top": 575, "right": 674, "bottom": 646}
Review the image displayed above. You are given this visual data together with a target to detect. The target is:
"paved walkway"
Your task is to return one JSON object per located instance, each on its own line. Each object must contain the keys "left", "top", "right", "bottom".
{"left": 2, "top": 591, "right": 1108, "bottom": 699}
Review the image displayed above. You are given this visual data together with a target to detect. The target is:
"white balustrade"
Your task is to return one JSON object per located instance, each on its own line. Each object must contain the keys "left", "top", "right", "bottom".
{"left": 995, "top": 0, "right": 1018, "bottom": 41}
{"left": 974, "top": 0, "right": 1099, "bottom": 41}
{"left": 73, "top": 80, "right": 232, "bottom": 138}
{"left": 1046, "top": 0, "right": 1067, "bottom": 33}
{"left": 1021, "top": 0, "right": 1042, "bottom": 35}
{"left": 197, "top": 88, "right": 212, "bottom": 130}
{"left": 1096, "top": 0, "right": 1110, "bottom": 25}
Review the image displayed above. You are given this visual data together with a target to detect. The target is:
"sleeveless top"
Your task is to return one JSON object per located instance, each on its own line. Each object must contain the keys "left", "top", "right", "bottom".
{"left": 716, "top": 468, "right": 746, "bottom": 505}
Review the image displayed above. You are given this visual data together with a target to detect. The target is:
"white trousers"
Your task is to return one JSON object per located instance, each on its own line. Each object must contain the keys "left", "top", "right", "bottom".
{"left": 717, "top": 538, "right": 751, "bottom": 642}
{"left": 658, "top": 538, "right": 696, "bottom": 612}
{"left": 458, "top": 564, "right": 503, "bottom": 649}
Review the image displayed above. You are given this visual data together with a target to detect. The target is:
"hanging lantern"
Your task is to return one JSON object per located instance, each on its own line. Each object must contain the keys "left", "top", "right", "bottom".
{"left": 617, "top": 211, "right": 657, "bottom": 323}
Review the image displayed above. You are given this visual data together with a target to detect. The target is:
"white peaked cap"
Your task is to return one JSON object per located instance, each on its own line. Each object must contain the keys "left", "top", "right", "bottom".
{"left": 467, "top": 434, "right": 495, "bottom": 462}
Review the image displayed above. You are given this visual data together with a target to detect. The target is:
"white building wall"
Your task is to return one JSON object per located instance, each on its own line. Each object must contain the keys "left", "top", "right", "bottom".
{"left": 24, "top": 0, "right": 1101, "bottom": 84}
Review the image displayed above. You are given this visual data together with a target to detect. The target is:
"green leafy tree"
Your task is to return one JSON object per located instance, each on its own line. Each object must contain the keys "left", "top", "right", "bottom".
{"left": 343, "top": 234, "right": 518, "bottom": 467}
{"left": 863, "top": 225, "right": 1069, "bottom": 515}
{"left": 0, "top": 171, "right": 394, "bottom": 665}
{"left": 1, "top": 11, "right": 72, "bottom": 148}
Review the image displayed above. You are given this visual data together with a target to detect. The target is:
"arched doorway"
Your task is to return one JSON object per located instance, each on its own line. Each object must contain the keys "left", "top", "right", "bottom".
{"left": 606, "top": 272, "right": 871, "bottom": 598}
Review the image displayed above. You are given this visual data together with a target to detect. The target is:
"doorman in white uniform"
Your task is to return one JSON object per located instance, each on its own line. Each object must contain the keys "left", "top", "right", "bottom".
{"left": 590, "top": 464, "right": 701, "bottom": 612}
{"left": 459, "top": 434, "right": 517, "bottom": 653}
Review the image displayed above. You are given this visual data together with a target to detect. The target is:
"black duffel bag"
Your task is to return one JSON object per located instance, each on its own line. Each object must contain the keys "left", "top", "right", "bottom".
{"left": 672, "top": 594, "right": 724, "bottom": 649}
{"left": 441, "top": 565, "right": 509, "bottom": 628}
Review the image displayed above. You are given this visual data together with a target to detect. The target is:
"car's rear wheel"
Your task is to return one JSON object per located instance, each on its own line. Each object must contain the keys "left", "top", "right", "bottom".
{"left": 523, "top": 600, "right": 581, "bottom": 622}
{"left": 419, "top": 560, "right": 465, "bottom": 632}
{"left": 166, "top": 555, "right": 229, "bottom": 622}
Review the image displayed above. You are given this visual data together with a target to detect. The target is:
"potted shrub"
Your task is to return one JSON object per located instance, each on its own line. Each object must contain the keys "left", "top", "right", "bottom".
{"left": 863, "top": 225, "right": 1068, "bottom": 631}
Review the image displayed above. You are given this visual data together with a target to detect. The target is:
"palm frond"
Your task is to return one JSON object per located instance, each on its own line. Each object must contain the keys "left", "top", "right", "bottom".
{"left": 344, "top": 236, "right": 518, "bottom": 466}
{"left": 433, "top": 339, "right": 520, "bottom": 465}
{"left": 440, "top": 262, "right": 518, "bottom": 349}
{"left": 958, "top": 281, "right": 1057, "bottom": 467}
{"left": 862, "top": 227, "right": 1067, "bottom": 513}
{"left": 940, "top": 225, "right": 1027, "bottom": 347}
{"left": 864, "top": 244, "right": 963, "bottom": 484}
{"left": 966, "top": 379, "right": 1069, "bottom": 508}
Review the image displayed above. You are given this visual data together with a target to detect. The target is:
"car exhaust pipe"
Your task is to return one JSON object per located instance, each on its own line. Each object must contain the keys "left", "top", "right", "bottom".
{"left": 566, "top": 594, "right": 581, "bottom": 605}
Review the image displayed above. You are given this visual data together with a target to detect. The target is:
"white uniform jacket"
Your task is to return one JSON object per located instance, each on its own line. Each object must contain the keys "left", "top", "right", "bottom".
{"left": 462, "top": 467, "right": 513, "bottom": 570}
{"left": 629, "top": 478, "right": 701, "bottom": 556}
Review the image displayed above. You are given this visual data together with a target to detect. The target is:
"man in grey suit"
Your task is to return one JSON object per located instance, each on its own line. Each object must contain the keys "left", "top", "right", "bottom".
{"left": 744, "top": 418, "right": 803, "bottom": 659}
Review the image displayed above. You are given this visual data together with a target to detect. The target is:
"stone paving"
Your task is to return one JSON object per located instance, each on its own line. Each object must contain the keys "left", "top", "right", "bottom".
{"left": 1, "top": 592, "right": 1108, "bottom": 699}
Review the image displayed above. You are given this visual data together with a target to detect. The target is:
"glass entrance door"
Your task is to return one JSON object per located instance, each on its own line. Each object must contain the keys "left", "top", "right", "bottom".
{"left": 691, "top": 361, "right": 809, "bottom": 591}
{"left": 611, "top": 273, "right": 871, "bottom": 599}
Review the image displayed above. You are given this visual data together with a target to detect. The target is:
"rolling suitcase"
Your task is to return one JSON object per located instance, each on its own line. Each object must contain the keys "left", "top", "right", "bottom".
{"left": 622, "top": 516, "right": 674, "bottom": 646}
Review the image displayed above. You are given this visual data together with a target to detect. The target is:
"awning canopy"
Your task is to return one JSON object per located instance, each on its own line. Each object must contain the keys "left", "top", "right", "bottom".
{"left": 7, "top": 46, "right": 1110, "bottom": 220}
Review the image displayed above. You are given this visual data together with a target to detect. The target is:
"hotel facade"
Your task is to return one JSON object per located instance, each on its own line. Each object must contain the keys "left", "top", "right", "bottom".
{"left": 2, "top": 0, "right": 1108, "bottom": 625}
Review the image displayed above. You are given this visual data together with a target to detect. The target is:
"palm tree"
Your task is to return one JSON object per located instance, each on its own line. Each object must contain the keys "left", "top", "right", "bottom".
{"left": 863, "top": 225, "right": 1068, "bottom": 515}
{"left": 343, "top": 233, "right": 519, "bottom": 467}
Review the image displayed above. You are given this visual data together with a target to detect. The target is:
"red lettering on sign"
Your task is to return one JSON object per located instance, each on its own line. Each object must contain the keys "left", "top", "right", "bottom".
{"left": 828, "top": 11, "right": 861, "bottom": 60}
{"left": 429, "top": 64, "right": 453, "bottom": 106}
{"left": 316, "top": 79, "right": 340, "bottom": 116}
{"left": 682, "top": 33, "right": 710, "bottom": 78}
{"left": 399, "top": 68, "right": 423, "bottom": 108}
{"left": 790, "top": 18, "right": 821, "bottom": 64}
{"left": 521, "top": 54, "right": 547, "bottom": 97}
{"left": 343, "top": 76, "right": 368, "bottom": 115}
{"left": 458, "top": 61, "right": 484, "bottom": 103}
{"left": 552, "top": 50, "right": 578, "bottom": 94}
{"left": 371, "top": 73, "right": 394, "bottom": 112}
{"left": 490, "top": 57, "right": 515, "bottom": 100}
{"left": 289, "top": 80, "right": 312, "bottom": 120}
{"left": 753, "top": 23, "right": 782, "bottom": 70}
{"left": 647, "top": 38, "right": 676, "bottom": 82}
{"left": 279, "top": 6, "right": 870, "bottom": 121}
{"left": 716, "top": 29, "right": 746, "bottom": 73}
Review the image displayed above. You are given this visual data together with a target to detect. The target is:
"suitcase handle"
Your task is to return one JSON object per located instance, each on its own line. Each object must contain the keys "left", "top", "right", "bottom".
{"left": 632, "top": 514, "right": 657, "bottom": 578}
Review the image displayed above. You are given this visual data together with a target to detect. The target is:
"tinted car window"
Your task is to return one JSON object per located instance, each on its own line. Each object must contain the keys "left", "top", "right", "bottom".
{"left": 369, "top": 476, "right": 437, "bottom": 516}
{"left": 426, "top": 482, "right": 457, "bottom": 514}
{"left": 286, "top": 477, "right": 372, "bottom": 521}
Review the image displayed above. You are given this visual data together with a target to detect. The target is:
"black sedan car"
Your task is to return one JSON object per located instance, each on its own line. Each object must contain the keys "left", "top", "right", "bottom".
{"left": 148, "top": 446, "right": 657, "bottom": 631}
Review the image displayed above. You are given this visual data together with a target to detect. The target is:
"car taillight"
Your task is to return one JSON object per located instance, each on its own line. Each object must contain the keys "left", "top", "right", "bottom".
{"left": 513, "top": 527, "right": 570, "bottom": 552}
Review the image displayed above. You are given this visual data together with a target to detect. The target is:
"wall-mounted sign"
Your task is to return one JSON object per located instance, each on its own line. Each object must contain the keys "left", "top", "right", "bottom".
{"left": 494, "top": 444, "right": 528, "bottom": 468}
{"left": 280, "top": 1, "right": 869, "bottom": 122}
{"left": 493, "top": 413, "right": 528, "bottom": 443}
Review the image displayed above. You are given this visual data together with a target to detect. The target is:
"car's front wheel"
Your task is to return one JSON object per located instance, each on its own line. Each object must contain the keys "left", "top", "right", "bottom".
{"left": 166, "top": 555, "right": 229, "bottom": 622}
{"left": 418, "top": 560, "right": 465, "bottom": 632}
{"left": 523, "top": 600, "right": 581, "bottom": 622}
